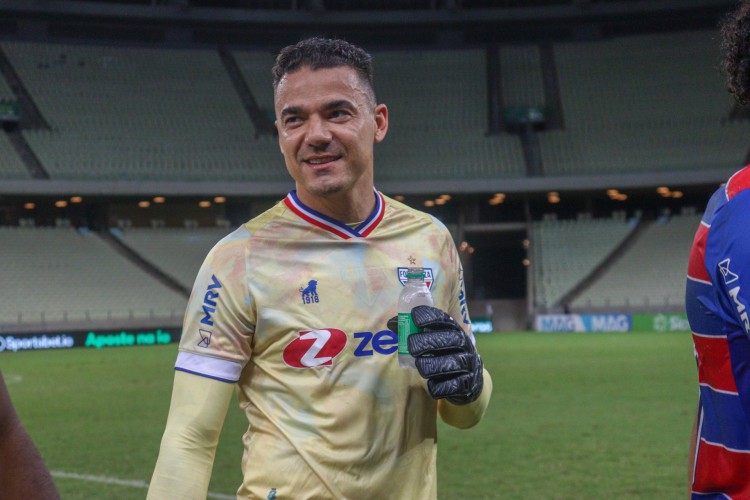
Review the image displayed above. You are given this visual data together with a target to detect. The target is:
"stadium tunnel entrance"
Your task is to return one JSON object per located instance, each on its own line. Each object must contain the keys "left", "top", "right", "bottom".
{"left": 461, "top": 229, "right": 530, "bottom": 331}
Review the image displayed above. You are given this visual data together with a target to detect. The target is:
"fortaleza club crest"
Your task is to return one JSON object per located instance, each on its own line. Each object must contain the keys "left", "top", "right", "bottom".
{"left": 299, "top": 279, "right": 320, "bottom": 304}
{"left": 397, "top": 267, "right": 434, "bottom": 289}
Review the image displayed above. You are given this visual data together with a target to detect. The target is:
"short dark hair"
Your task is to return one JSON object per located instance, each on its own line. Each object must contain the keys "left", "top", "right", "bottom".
{"left": 722, "top": 1, "right": 750, "bottom": 105}
{"left": 272, "top": 37, "right": 376, "bottom": 105}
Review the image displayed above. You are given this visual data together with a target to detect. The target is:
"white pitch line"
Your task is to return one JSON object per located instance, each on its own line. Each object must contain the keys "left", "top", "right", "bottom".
{"left": 52, "top": 471, "right": 148, "bottom": 489}
{"left": 51, "top": 470, "right": 235, "bottom": 499}
{"left": 4, "top": 374, "right": 23, "bottom": 385}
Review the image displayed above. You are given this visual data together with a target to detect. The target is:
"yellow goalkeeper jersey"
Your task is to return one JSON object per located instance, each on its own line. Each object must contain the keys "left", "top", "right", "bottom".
{"left": 175, "top": 190, "right": 473, "bottom": 499}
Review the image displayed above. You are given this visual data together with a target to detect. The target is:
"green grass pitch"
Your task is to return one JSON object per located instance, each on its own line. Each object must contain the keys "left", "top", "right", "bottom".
{"left": 1, "top": 331, "right": 696, "bottom": 499}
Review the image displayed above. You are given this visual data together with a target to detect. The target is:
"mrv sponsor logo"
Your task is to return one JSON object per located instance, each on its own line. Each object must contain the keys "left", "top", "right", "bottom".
{"left": 720, "top": 259, "right": 750, "bottom": 334}
{"left": 536, "top": 314, "right": 632, "bottom": 332}
{"left": 200, "top": 274, "right": 222, "bottom": 327}
{"left": 728, "top": 286, "right": 750, "bottom": 334}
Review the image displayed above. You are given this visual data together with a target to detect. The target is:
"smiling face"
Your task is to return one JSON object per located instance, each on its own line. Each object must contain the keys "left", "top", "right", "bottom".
{"left": 274, "top": 65, "right": 388, "bottom": 218}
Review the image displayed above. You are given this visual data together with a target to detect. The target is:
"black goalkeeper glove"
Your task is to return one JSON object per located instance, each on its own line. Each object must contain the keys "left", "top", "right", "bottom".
{"left": 387, "top": 305, "right": 484, "bottom": 405}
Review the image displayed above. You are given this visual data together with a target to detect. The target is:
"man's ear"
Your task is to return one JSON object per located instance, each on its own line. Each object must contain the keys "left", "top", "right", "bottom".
{"left": 374, "top": 103, "right": 389, "bottom": 143}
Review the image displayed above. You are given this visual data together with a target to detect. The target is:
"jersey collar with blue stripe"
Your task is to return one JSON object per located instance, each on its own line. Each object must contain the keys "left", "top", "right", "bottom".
{"left": 283, "top": 189, "right": 386, "bottom": 240}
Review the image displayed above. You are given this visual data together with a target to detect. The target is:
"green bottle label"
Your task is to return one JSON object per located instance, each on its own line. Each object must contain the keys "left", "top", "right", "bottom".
{"left": 398, "top": 312, "right": 419, "bottom": 355}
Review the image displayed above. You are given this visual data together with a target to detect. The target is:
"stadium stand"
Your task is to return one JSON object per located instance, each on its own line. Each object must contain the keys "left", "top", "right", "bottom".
{"left": 0, "top": 132, "right": 30, "bottom": 179}
{"left": 0, "top": 73, "right": 14, "bottom": 101}
{"left": 0, "top": 226, "right": 188, "bottom": 328}
{"left": 374, "top": 49, "right": 488, "bottom": 131}
{"left": 0, "top": 21, "right": 740, "bottom": 327}
{"left": 531, "top": 215, "right": 638, "bottom": 309}
{"left": 232, "top": 49, "right": 277, "bottom": 120}
{"left": 0, "top": 32, "right": 740, "bottom": 183}
{"left": 540, "top": 30, "right": 750, "bottom": 175}
{"left": 371, "top": 48, "right": 526, "bottom": 180}
{"left": 0, "top": 42, "right": 529, "bottom": 183}
{"left": 569, "top": 213, "right": 701, "bottom": 311}
{"left": 500, "top": 44, "right": 545, "bottom": 110}
{"left": 1, "top": 41, "right": 285, "bottom": 181}
{"left": 111, "top": 227, "right": 231, "bottom": 288}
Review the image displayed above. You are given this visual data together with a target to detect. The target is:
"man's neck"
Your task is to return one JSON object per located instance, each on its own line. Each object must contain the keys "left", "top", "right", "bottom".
{"left": 296, "top": 187, "right": 376, "bottom": 224}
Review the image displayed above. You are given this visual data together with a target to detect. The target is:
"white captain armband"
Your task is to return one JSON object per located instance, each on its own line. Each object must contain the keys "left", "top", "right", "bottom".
{"left": 175, "top": 352, "right": 242, "bottom": 384}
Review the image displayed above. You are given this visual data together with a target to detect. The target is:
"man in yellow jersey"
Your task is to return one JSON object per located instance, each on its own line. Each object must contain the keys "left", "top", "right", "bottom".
{"left": 148, "top": 37, "right": 492, "bottom": 499}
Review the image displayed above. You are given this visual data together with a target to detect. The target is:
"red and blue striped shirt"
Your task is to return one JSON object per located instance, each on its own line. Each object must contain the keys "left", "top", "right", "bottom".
{"left": 687, "top": 165, "right": 750, "bottom": 499}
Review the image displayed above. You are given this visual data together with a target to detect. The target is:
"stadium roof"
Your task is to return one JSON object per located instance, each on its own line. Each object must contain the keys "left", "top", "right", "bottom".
{"left": 0, "top": 0, "right": 738, "bottom": 49}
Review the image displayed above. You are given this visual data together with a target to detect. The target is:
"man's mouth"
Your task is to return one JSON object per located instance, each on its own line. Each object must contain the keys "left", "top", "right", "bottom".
{"left": 304, "top": 156, "right": 340, "bottom": 168}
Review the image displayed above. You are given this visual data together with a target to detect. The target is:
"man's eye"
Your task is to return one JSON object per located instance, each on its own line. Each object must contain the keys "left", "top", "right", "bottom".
{"left": 330, "top": 110, "right": 350, "bottom": 119}
{"left": 284, "top": 116, "right": 301, "bottom": 125}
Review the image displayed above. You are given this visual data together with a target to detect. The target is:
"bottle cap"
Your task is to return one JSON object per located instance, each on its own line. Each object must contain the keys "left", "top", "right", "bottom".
{"left": 406, "top": 267, "right": 425, "bottom": 279}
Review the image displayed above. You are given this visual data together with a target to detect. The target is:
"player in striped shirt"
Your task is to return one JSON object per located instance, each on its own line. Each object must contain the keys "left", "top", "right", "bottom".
{"left": 148, "top": 37, "right": 492, "bottom": 499}
{"left": 687, "top": 3, "right": 750, "bottom": 496}
{"left": 687, "top": 170, "right": 750, "bottom": 498}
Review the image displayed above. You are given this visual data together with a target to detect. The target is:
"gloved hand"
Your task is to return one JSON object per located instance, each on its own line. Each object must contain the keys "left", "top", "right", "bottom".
{"left": 388, "top": 305, "right": 484, "bottom": 405}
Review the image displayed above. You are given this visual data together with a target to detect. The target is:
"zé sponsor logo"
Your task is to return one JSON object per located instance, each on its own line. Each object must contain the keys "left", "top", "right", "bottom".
{"left": 283, "top": 328, "right": 347, "bottom": 368}
{"left": 281, "top": 328, "right": 398, "bottom": 368}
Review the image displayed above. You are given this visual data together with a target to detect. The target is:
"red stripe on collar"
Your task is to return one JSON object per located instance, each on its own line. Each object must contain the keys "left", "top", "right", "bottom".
{"left": 283, "top": 190, "right": 385, "bottom": 240}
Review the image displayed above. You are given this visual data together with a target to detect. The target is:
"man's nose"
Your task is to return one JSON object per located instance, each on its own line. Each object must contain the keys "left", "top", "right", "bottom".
{"left": 305, "top": 115, "right": 332, "bottom": 146}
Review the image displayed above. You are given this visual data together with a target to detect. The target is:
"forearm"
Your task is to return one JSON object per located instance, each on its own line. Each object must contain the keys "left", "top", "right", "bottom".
{"left": 148, "top": 370, "right": 235, "bottom": 500}
{"left": 0, "top": 372, "right": 59, "bottom": 499}
{"left": 0, "top": 419, "right": 59, "bottom": 499}
{"left": 438, "top": 368, "right": 493, "bottom": 429}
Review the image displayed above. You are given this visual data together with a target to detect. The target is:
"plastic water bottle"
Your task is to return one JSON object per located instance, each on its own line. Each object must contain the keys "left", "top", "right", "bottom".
{"left": 398, "top": 267, "right": 434, "bottom": 369}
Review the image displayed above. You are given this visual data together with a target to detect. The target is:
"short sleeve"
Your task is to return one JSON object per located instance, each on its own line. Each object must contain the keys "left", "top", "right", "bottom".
{"left": 706, "top": 189, "right": 750, "bottom": 339}
{"left": 175, "top": 226, "right": 255, "bottom": 383}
